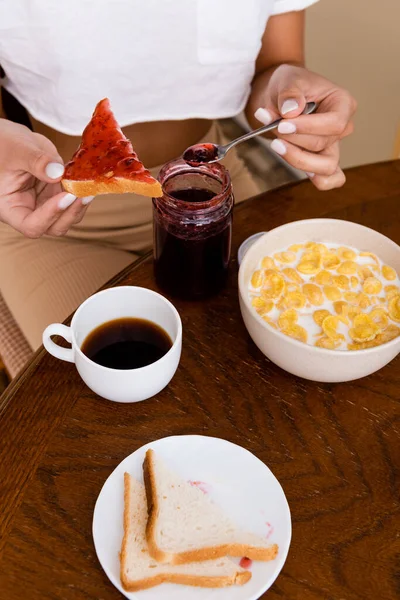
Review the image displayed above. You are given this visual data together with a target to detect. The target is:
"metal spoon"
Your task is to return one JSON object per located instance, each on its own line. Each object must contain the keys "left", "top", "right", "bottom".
{"left": 183, "top": 101, "right": 318, "bottom": 165}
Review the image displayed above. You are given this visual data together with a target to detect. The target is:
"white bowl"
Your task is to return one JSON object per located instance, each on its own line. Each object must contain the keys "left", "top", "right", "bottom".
{"left": 238, "top": 219, "right": 400, "bottom": 383}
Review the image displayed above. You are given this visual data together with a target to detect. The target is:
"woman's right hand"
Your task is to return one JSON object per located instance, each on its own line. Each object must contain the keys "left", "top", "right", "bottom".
{"left": 0, "top": 119, "right": 94, "bottom": 238}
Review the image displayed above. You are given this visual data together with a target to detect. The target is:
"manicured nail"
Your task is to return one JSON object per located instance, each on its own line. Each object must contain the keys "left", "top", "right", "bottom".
{"left": 254, "top": 107, "right": 273, "bottom": 125}
{"left": 45, "top": 162, "right": 64, "bottom": 179}
{"left": 281, "top": 99, "right": 299, "bottom": 115}
{"left": 278, "top": 121, "right": 297, "bottom": 134}
{"left": 306, "top": 172, "right": 315, "bottom": 178}
{"left": 81, "top": 195, "right": 95, "bottom": 205}
{"left": 270, "top": 139, "right": 287, "bottom": 156}
{"left": 58, "top": 193, "right": 77, "bottom": 210}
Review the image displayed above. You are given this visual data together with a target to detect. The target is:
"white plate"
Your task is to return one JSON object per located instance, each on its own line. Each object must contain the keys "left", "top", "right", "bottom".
{"left": 92, "top": 435, "right": 291, "bottom": 600}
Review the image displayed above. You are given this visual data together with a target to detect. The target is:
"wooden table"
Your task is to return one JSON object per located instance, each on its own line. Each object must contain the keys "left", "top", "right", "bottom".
{"left": 1, "top": 161, "right": 399, "bottom": 600}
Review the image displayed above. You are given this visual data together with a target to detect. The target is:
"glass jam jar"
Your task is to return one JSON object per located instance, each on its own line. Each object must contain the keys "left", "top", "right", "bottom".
{"left": 153, "top": 159, "right": 234, "bottom": 300}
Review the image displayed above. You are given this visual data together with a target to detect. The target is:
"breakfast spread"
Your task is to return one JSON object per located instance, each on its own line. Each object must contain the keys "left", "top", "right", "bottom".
{"left": 248, "top": 242, "right": 400, "bottom": 350}
{"left": 62, "top": 98, "right": 162, "bottom": 198}
{"left": 39, "top": 99, "right": 399, "bottom": 597}
{"left": 120, "top": 449, "right": 278, "bottom": 591}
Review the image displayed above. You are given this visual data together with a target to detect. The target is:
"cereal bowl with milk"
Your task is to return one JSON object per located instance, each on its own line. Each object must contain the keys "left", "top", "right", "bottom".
{"left": 238, "top": 219, "right": 400, "bottom": 383}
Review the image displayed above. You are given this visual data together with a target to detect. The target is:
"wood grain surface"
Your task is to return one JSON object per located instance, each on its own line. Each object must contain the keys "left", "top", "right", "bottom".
{"left": 0, "top": 161, "right": 399, "bottom": 600}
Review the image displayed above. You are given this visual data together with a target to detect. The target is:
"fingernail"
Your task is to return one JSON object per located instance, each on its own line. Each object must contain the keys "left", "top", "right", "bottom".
{"left": 281, "top": 99, "right": 299, "bottom": 115}
{"left": 278, "top": 121, "right": 297, "bottom": 134}
{"left": 254, "top": 107, "right": 273, "bottom": 125}
{"left": 58, "top": 193, "right": 77, "bottom": 210}
{"left": 81, "top": 195, "right": 95, "bottom": 205}
{"left": 306, "top": 172, "right": 315, "bottom": 178}
{"left": 270, "top": 139, "right": 287, "bottom": 156}
{"left": 45, "top": 162, "right": 64, "bottom": 179}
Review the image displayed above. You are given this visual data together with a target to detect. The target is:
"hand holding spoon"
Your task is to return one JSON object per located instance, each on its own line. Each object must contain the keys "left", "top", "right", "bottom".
{"left": 183, "top": 101, "right": 317, "bottom": 166}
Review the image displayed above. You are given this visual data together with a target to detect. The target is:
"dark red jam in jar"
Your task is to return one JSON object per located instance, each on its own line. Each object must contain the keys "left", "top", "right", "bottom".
{"left": 153, "top": 159, "right": 234, "bottom": 299}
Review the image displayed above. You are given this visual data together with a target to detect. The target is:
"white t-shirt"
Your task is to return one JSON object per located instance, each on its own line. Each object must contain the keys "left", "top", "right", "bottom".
{"left": 0, "top": 0, "right": 318, "bottom": 135}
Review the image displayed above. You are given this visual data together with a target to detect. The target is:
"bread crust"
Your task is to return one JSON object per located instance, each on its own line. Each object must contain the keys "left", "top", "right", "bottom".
{"left": 143, "top": 449, "right": 279, "bottom": 565}
{"left": 120, "top": 472, "right": 132, "bottom": 590}
{"left": 61, "top": 177, "right": 163, "bottom": 198}
{"left": 120, "top": 472, "right": 251, "bottom": 591}
{"left": 122, "top": 569, "right": 251, "bottom": 592}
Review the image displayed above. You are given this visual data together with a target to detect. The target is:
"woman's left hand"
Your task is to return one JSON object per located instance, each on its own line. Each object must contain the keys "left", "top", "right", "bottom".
{"left": 254, "top": 64, "right": 357, "bottom": 190}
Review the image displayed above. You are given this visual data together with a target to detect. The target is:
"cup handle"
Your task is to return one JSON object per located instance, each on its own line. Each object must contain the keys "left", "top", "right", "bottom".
{"left": 42, "top": 323, "right": 75, "bottom": 363}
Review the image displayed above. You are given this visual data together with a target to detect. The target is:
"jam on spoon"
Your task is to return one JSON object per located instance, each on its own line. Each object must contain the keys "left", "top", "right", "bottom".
{"left": 183, "top": 143, "right": 219, "bottom": 166}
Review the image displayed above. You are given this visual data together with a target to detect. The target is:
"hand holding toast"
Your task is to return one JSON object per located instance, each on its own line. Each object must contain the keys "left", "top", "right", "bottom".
{"left": 0, "top": 119, "right": 93, "bottom": 238}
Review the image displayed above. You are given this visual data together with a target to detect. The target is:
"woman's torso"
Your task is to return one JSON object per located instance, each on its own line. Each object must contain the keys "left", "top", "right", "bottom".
{"left": 0, "top": 0, "right": 274, "bottom": 135}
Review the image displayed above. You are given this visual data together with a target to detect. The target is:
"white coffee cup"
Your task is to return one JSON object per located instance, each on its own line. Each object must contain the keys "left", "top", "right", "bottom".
{"left": 42, "top": 286, "right": 182, "bottom": 403}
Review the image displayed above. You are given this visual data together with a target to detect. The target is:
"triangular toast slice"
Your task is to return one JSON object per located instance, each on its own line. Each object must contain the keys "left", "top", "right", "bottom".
{"left": 120, "top": 474, "right": 251, "bottom": 591}
{"left": 143, "top": 449, "right": 279, "bottom": 565}
{"left": 62, "top": 98, "right": 162, "bottom": 198}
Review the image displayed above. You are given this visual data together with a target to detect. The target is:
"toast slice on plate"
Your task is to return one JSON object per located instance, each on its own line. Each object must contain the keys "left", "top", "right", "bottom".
{"left": 62, "top": 98, "right": 162, "bottom": 198}
{"left": 120, "top": 474, "right": 251, "bottom": 591}
{"left": 143, "top": 449, "right": 279, "bottom": 565}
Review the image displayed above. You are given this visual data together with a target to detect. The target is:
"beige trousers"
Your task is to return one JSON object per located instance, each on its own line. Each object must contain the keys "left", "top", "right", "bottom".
{"left": 0, "top": 121, "right": 260, "bottom": 350}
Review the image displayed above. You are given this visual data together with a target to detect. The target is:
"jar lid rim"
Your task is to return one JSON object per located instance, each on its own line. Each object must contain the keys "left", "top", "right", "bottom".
{"left": 157, "top": 159, "right": 232, "bottom": 212}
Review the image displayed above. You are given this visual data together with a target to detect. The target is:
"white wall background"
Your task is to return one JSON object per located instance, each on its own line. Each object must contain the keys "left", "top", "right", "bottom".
{"left": 306, "top": 0, "right": 400, "bottom": 167}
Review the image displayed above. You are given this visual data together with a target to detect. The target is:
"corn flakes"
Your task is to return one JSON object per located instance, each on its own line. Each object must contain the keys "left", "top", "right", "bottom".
{"left": 351, "top": 276, "right": 359, "bottom": 289}
{"left": 288, "top": 244, "right": 304, "bottom": 253}
{"left": 324, "top": 286, "right": 342, "bottom": 301}
{"left": 363, "top": 277, "right": 382, "bottom": 295}
{"left": 251, "top": 270, "right": 264, "bottom": 288}
{"left": 315, "top": 270, "right": 333, "bottom": 285}
{"left": 338, "top": 247, "right": 357, "bottom": 260}
{"left": 337, "top": 261, "right": 357, "bottom": 275}
{"left": 249, "top": 241, "right": 400, "bottom": 352}
{"left": 323, "top": 254, "right": 341, "bottom": 270}
{"left": 358, "top": 266, "right": 374, "bottom": 281}
{"left": 274, "top": 251, "right": 296, "bottom": 264}
{"left": 346, "top": 305, "right": 362, "bottom": 320}
{"left": 305, "top": 242, "right": 328, "bottom": 254}
{"left": 358, "top": 293, "right": 371, "bottom": 309}
{"left": 382, "top": 265, "right": 397, "bottom": 281}
{"left": 281, "top": 291, "right": 306, "bottom": 309}
{"left": 333, "top": 301, "right": 348, "bottom": 315}
{"left": 282, "top": 267, "right": 303, "bottom": 284}
{"left": 262, "top": 316, "right": 278, "bottom": 329}
{"left": 316, "top": 336, "right": 341, "bottom": 349}
{"left": 385, "top": 286, "right": 400, "bottom": 301}
{"left": 376, "top": 324, "right": 400, "bottom": 343}
{"left": 332, "top": 275, "right": 350, "bottom": 290}
{"left": 369, "top": 308, "right": 388, "bottom": 329}
{"left": 303, "top": 283, "right": 324, "bottom": 306}
{"left": 388, "top": 295, "right": 400, "bottom": 322}
{"left": 347, "top": 341, "right": 374, "bottom": 351}
{"left": 322, "top": 316, "right": 345, "bottom": 341}
{"left": 282, "top": 324, "right": 308, "bottom": 343}
{"left": 297, "top": 258, "right": 321, "bottom": 275}
{"left": 278, "top": 309, "right": 298, "bottom": 330}
{"left": 252, "top": 297, "right": 274, "bottom": 314}
{"left": 344, "top": 291, "right": 359, "bottom": 304}
{"left": 313, "top": 309, "right": 331, "bottom": 326}
{"left": 261, "top": 270, "right": 286, "bottom": 299}
{"left": 261, "top": 256, "right": 276, "bottom": 270}
{"left": 349, "top": 314, "right": 380, "bottom": 342}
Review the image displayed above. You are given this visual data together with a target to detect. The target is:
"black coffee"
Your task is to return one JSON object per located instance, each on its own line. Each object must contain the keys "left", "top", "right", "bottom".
{"left": 81, "top": 318, "right": 172, "bottom": 369}
{"left": 170, "top": 188, "right": 216, "bottom": 203}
